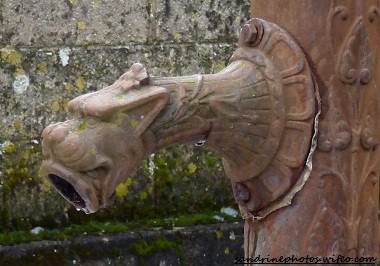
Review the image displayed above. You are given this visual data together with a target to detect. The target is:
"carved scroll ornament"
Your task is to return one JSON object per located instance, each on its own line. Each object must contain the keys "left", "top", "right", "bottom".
{"left": 40, "top": 19, "right": 318, "bottom": 221}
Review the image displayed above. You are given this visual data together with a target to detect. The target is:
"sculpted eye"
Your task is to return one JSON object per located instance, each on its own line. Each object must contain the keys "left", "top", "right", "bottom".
{"left": 86, "top": 118, "right": 100, "bottom": 129}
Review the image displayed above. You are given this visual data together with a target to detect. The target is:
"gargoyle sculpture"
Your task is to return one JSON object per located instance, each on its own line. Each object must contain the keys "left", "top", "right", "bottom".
{"left": 41, "top": 19, "right": 317, "bottom": 222}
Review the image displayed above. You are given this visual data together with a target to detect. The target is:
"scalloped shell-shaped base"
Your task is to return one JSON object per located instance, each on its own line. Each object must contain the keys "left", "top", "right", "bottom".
{"left": 228, "top": 19, "right": 316, "bottom": 215}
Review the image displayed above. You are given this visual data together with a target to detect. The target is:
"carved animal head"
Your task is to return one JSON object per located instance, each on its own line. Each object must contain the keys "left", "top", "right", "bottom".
{"left": 41, "top": 19, "right": 317, "bottom": 219}
{"left": 41, "top": 63, "right": 169, "bottom": 213}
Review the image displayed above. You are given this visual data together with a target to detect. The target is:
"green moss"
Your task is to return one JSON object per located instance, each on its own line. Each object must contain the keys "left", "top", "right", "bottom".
{"left": 0, "top": 141, "right": 232, "bottom": 234}
{"left": 215, "top": 230, "right": 223, "bottom": 239}
{"left": 0, "top": 47, "right": 23, "bottom": 65}
{"left": 50, "top": 100, "right": 60, "bottom": 112}
{"left": 131, "top": 237, "right": 188, "bottom": 265}
{"left": 115, "top": 177, "right": 132, "bottom": 197}
{"left": 37, "top": 61, "right": 48, "bottom": 72}
{"left": 187, "top": 163, "right": 197, "bottom": 175}
{"left": 204, "top": 155, "right": 217, "bottom": 168}
{"left": 76, "top": 118, "right": 87, "bottom": 131}
{"left": 76, "top": 75, "right": 86, "bottom": 91}
{"left": 173, "top": 33, "right": 182, "bottom": 42}
{"left": 112, "top": 113, "right": 124, "bottom": 127}
{"left": 0, "top": 140, "right": 44, "bottom": 231}
{"left": 13, "top": 67, "right": 25, "bottom": 77}
{"left": 201, "top": 56, "right": 213, "bottom": 71}
{"left": 62, "top": 98, "right": 70, "bottom": 110}
{"left": 91, "top": 0, "right": 102, "bottom": 8}
{"left": 3, "top": 156, "right": 33, "bottom": 189}
{"left": 3, "top": 142, "right": 17, "bottom": 154}
{"left": 13, "top": 119, "right": 21, "bottom": 130}
{"left": 130, "top": 119, "right": 139, "bottom": 130}
{"left": 224, "top": 247, "right": 230, "bottom": 254}
{"left": 65, "top": 82, "right": 74, "bottom": 92}
{"left": 214, "top": 61, "right": 226, "bottom": 72}
{"left": 77, "top": 21, "right": 87, "bottom": 30}
{"left": 131, "top": 237, "right": 177, "bottom": 256}
{"left": 139, "top": 191, "right": 148, "bottom": 200}
{"left": 0, "top": 211, "right": 239, "bottom": 246}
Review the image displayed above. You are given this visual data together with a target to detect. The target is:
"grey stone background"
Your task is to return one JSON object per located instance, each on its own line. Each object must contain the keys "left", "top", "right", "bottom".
{"left": 0, "top": 0, "right": 250, "bottom": 230}
{"left": 0, "top": 223, "right": 245, "bottom": 265}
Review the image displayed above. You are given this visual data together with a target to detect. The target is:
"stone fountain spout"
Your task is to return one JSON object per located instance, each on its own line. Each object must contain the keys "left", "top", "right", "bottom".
{"left": 41, "top": 18, "right": 317, "bottom": 253}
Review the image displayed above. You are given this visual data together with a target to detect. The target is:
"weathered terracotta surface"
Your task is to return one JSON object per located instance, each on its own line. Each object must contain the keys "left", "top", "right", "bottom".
{"left": 41, "top": 18, "right": 316, "bottom": 217}
{"left": 41, "top": 0, "right": 379, "bottom": 259}
{"left": 247, "top": 0, "right": 379, "bottom": 258}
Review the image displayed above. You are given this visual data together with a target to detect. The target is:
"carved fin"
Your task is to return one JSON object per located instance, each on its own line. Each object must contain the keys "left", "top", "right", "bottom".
{"left": 118, "top": 63, "right": 149, "bottom": 88}
{"left": 115, "top": 86, "right": 170, "bottom": 136}
{"left": 210, "top": 93, "right": 241, "bottom": 117}
{"left": 68, "top": 63, "right": 150, "bottom": 116}
{"left": 68, "top": 63, "right": 169, "bottom": 136}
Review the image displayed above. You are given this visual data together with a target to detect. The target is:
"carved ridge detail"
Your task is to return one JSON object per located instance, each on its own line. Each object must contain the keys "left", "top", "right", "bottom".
{"left": 314, "top": 2, "right": 380, "bottom": 256}
{"left": 230, "top": 19, "right": 318, "bottom": 219}
{"left": 336, "top": 17, "right": 372, "bottom": 85}
{"left": 303, "top": 199, "right": 346, "bottom": 256}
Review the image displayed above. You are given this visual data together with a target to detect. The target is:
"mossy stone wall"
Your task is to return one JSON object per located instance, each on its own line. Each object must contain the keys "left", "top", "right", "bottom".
{"left": 0, "top": 0, "right": 250, "bottom": 231}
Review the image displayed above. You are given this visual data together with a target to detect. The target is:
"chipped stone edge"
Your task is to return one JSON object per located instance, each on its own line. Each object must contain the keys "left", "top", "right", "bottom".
{"left": 241, "top": 75, "right": 322, "bottom": 222}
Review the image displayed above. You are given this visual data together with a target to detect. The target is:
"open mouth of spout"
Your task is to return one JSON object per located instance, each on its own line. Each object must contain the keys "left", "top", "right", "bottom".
{"left": 48, "top": 174, "right": 86, "bottom": 209}
{"left": 41, "top": 161, "right": 100, "bottom": 214}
